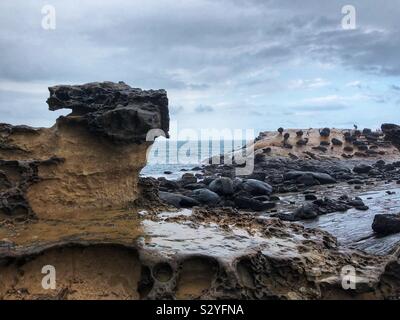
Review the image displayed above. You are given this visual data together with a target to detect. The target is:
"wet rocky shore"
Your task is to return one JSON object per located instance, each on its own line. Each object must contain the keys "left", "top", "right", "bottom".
{"left": 2, "top": 83, "right": 400, "bottom": 300}
{"left": 157, "top": 126, "right": 400, "bottom": 233}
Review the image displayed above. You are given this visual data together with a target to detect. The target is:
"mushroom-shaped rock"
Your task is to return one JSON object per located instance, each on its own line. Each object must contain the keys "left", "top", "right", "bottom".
{"left": 0, "top": 82, "right": 170, "bottom": 218}
{"left": 47, "top": 81, "right": 170, "bottom": 143}
{"left": 283, "top": 133, "right": 290, "bottom": 140}
{"left": 331, "top": 138, "right": 343, "bottom": 146}
{"left": 319, "top": 128, "right": 331, "bottom": 137}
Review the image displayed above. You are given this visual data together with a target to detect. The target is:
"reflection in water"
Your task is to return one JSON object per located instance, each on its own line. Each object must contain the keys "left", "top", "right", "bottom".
{"left": 141, "top": 210, "right": 306, "bottom": 262}
{"left": 300, "top": 185, "right": 400, "bottom": 255}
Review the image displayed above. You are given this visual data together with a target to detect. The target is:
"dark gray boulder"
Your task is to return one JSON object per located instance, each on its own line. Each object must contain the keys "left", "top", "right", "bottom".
{"left": 293, "top": 203, "right": 319, "bottom": 220}
{"left": 372, "top": 214, "right": 400, "bottom": 236}
{"left": 157, "top": 178, "right": 179, "bottom": 190}
{"left": 191, "top": 188, "right": 220, "bottom": 205}
{"left": 284, "top": 171, "right": 336, "bottom": 185}
{"left": 305, "top": 194, "right": 318, "bottom": 201}
{"left": 209, "top": 177, "right": 235, "bottom": 195}
{"left": 234, "top": 195, "right": 274, "bottom": 211}
{"left": 319, "top": 128, "right": 331, "bottom": 137}
{"left": 179, "top": 173, "right": 197, "bottom": 186}
{"left": 382, "top": 123, "right": 400, "bottom": 148}
{"left": 311, "top": 172, "right": 337, "bottom": 184}
{"left": 283, "top": 133, "right": 290, "bottom": 140}
{"left": 159, "top": 191, "right": 199, "bottom": 208}
{"left": 241, "top": 179, "right": 273, "bottom": 196}
{"left": 363, "top": 128, "right": 372, "bottom": 135}
{"left": 313, "top": 198, "right": 351, "bottom": 213}
{"left": 347, "top": 199, "right": 369, "bottom": 210}
{"left": 184, "top": 183, "right": 207, "bottom": 190}
{"left": 296, "top": 139, "right": 308, "bottom": 146}
{"left": 331, "top": 138, "right": 343, "bottom": 146}
{"left": 353, "top": 164, "right": 372, "bottom": 174}
{"left": 297, "top": 173, "right": 317, "bottom": 186}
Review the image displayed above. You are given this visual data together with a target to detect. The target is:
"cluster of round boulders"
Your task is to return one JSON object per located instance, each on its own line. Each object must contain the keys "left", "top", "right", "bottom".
{"left": 271, "top": 126, "right": 391, "bottom": 159}
{"left": 158, "top": 172, "right": 276, "bottom": 212}
{"left": 268, "top": 125, "right": 400, "bottom": 159}
{"left": 272, "top": 126, "right": 396, "bottom": 159}
{"left": 339, "top": 128, "right": 390, "bottom": 158}
{"left": 157, "top": 123, "right": 400, "bottom": 218}
{"left": 156, "top": 150, "right": 400, "bottom": 222}
{"left": 278, "top": 194, "right": 369, "bottom": 221}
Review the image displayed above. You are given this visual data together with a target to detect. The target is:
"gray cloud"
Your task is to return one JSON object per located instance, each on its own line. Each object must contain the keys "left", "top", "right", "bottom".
{"left": 0, "top": 0, "right": 399, "bottom": 129}
{"left": 295, "top": 105, "right": 349, "bottom": 112}
{"left": 2, "top": 0, "right": 399, "bottom": 84}
{"left": 170, "top": 105, "right": 184, "bottom": 115}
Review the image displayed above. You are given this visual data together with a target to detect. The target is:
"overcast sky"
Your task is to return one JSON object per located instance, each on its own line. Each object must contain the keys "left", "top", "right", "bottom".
{"left": 1, "top": 0, "right": 399, "bottom": 138}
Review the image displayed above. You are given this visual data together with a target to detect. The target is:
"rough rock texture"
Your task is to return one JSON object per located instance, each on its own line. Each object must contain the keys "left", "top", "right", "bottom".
{"left": 2, "top": 85, "right": 400, "bottom": 300}
{"left": 1, "top": 208, "right": 400, "bottom": 300}
{"left": 372, "top": 214, "right": 400, "bottom": 236}
{"left": 0, "top": 157, "right": 64, "bottom": 218}
{"left": 47, "top": 81, "right": 169, "bottom": 143}
{"left": 249, "top": 127, "right": 400, "bottom": 160}
{"left": 0, "top": 82, "right": 169, "bottom": 218}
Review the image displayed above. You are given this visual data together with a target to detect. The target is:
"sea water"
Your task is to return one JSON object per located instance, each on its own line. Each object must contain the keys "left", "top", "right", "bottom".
{"left": 140, "top": 139, "right": 247, "bottom": 179}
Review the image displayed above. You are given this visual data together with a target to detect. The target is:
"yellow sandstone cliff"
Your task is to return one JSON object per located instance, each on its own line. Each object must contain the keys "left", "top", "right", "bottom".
{"left": 0, "top": 81, "right": 169, "bottom": 219}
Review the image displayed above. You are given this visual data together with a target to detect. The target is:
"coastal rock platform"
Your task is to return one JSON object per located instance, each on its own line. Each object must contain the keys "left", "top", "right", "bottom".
{"left": 2, "top": 83, "right": 400, "bottom": 300}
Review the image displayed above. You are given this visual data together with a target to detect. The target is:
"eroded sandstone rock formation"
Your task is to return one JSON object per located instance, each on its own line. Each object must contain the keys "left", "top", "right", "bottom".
{"left": 0, "top": 82, "right": 169, "bottom": 219}
{"left": 1, "top": 207, "right": 400, "bottom": 300}
{"left": 2, "top": 84, "right": 400, "bottom": 300}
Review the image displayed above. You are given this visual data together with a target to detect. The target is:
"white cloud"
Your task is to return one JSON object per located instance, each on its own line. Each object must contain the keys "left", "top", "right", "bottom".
{"left": 302, "top": 94, "right": 368, "bottom": 106}
{"left": 0, "top": 80, "right": 49, "bottom": 94}
{"left": 346, "top": 81, "right": 362, "bottom": 88}
{"left": 289, "top": 78, "right": 330, "bottom": 89}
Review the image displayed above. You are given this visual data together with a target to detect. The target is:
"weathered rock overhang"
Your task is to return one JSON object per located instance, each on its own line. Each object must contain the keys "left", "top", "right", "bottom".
{"left": 0, "top": 82, "right": 169, "bottom": 219}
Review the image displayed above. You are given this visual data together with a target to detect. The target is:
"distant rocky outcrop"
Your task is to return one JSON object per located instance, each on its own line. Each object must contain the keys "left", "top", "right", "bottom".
{"left": 0, "top": 82, "right": 169, "bottom": 218}
{"left": 251, "top": 126, "right": 400, "bottom": 161}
